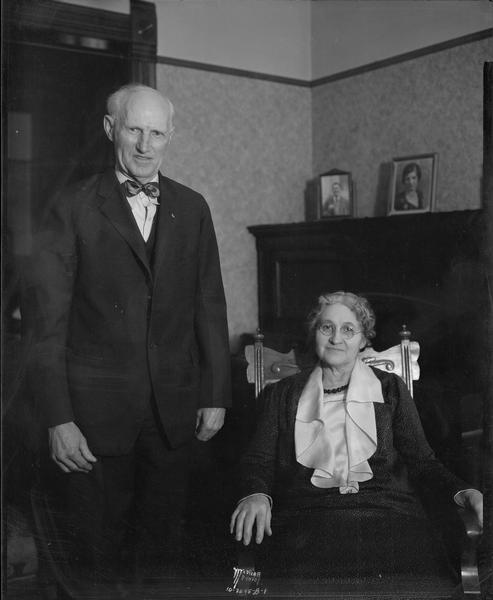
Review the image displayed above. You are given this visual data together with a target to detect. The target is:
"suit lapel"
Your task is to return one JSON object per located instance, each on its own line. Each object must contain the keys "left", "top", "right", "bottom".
{"left": 152, "top": 173, "right": 178, "bottom": 277}
{"left": 97, "top": 170, "right": 152, "bottom": 279}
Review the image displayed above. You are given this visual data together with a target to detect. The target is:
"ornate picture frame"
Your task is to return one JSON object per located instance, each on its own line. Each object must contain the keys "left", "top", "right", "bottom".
{"left": 388, "top": 153, "right": 438, "bottom": 216}
{"left": 319, "top": 169, "right": 354, "bottom": 218}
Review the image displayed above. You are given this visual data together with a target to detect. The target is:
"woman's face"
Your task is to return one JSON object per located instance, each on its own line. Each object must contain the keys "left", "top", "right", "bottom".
{"left": 315, "top": 303, "right": 367, "bottom": 370}
{"left": 403, "top": 169, "right": 419, "bottom": 192}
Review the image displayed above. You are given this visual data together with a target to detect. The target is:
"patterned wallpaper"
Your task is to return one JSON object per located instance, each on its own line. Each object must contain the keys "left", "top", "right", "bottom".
{"left": 312, "top": 38, "right": 490, "bottom": 217}
{"left": 156, "top": 65, "right": 312, "bottom": 349}
{"left": 157, "top": 37, "right": 489, "bottom": 349}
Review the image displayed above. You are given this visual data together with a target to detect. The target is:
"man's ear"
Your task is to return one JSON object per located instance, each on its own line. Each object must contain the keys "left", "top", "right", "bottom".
{"left": 103, "top": 115, "right": 114, "bottom": 141}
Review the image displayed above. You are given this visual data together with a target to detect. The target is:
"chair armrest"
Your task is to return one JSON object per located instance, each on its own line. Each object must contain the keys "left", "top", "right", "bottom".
{"left": 457, "top": 506, "right": 482, "bottom": 596}
{"left": 458, "top": 506, "right": 482, "bottom": 539}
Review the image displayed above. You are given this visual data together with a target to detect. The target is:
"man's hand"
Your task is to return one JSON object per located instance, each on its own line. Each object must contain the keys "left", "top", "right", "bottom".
{"left": 195, "top": 407, "right": 225, "bottom": 441}
{"left": 49, "top": 421, "right": 97, "bottom": 473}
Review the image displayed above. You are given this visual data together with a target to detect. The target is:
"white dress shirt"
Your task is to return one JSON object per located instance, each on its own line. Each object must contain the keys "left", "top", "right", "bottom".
{"left": 116, "top": 171, "right": 159, "bottom": 242}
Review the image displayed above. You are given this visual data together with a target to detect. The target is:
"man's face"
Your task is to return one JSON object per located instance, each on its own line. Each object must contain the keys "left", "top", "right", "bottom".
{"left": 332, "top": 183, "right": 341, "bottom": 197}
{"left": 104, "top": 90, "right": 173, "bottom": 184}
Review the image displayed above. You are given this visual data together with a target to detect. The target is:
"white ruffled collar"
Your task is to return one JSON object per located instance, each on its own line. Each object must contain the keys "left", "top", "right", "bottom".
{"left": 295, "top": 359, "right": 384, "bottom": 493}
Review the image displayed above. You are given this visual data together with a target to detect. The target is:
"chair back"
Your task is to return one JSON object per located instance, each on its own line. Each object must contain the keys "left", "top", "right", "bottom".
{"left": 245, "top": 325, "right": 419, "bottom": 398}
{"left": 361, "top": 325, "right": 420, "bottom": 397}
{"left": 245, "top": 330, "right": 300, "bottom": 398}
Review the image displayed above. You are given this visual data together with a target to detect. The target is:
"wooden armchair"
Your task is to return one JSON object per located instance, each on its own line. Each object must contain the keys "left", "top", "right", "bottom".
{"left": 243, "top": 326, "right": 483, "bottom": 598}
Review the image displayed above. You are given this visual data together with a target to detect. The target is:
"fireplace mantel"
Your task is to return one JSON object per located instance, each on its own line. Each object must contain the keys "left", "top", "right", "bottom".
{"left": 248, "top": 210, "right": 486, "bottom": 346}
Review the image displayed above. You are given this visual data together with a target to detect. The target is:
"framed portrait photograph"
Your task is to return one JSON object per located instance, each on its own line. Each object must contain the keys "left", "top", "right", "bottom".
{"left": 319, "top": 170, "right": 354, "bottom": 218}
{"left": 388, "top": 153, "right": 438, "bottom": 216}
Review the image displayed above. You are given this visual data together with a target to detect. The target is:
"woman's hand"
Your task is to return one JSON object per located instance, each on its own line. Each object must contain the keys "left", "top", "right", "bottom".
{"left": 230, "top": 494, "right": 272, "bottom": 545}
{"left": 461, "top": 489, "right": 483, "bottom": 529}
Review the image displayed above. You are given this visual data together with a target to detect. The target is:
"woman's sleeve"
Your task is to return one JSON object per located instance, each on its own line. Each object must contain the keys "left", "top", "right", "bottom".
{"left": 390, "top": 375, "right": 470, "bottom": 498}
{"left": 238, "top": 383, "right": 283, "bottom": 500}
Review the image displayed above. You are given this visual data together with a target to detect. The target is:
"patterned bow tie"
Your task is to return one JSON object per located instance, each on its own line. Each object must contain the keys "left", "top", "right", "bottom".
{"left": 123, "top": 179, "right": 160, "bottom": 201}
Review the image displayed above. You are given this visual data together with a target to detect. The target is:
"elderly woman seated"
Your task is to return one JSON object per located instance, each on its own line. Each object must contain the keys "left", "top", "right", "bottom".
{"left": 230, "top": 291, "right": 483, "bottom": 579}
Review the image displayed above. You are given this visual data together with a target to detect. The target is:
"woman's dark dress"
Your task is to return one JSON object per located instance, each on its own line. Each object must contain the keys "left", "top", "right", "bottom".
{"left": 394, "top": 189, "right": 424, "bottom": 211}
{"left": 238, "top": 368, "right": 467, "bottom": 579}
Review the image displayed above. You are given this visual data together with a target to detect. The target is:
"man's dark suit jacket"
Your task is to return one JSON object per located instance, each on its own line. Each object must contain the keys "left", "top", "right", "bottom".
{"left": 26, "top": 169, "right": 231, "bottom": 455}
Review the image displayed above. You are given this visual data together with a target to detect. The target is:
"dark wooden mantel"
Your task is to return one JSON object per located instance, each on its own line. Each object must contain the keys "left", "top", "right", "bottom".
{"left": 248, "top": 209, "right": 486, "bottom": 346}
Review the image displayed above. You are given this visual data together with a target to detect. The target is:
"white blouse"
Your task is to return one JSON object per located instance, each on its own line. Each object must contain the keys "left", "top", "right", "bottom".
{"left": 294, "top": 359, "right": 384, "bottom": 494}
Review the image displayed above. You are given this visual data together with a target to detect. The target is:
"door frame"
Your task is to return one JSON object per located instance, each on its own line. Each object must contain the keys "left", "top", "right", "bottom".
{"left": 5, "top": 0, "right": 157, "bottom": 86}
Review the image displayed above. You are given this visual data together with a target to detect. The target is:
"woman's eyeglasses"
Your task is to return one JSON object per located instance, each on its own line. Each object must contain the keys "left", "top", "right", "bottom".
{"left": 318, "top": 323, "right": 362, "bottom": 340}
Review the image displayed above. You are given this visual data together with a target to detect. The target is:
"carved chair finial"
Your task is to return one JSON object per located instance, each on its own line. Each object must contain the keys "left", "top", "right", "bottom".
{"left": 400, "top": 324, "right": 411, "bottom": 340}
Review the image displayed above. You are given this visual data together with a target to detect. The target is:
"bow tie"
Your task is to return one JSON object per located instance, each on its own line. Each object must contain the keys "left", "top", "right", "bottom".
{"left": 123, "top": 179, "right": 160, "bottom": 201}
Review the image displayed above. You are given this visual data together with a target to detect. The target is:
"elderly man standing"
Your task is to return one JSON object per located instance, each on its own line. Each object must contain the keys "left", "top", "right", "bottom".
{"left": 26, "top": 84, "right": 231, "bottom": 585}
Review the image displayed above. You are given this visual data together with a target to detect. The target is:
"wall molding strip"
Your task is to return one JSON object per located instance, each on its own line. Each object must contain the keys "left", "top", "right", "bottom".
{"left": 158, "top": 28, "right": 492, "bottom": 88}
{"left": 311, "top": 28, "right": 492, "bottom": 87}
{"left": 156, "top": 56, "right": 311, "bottom": 87}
